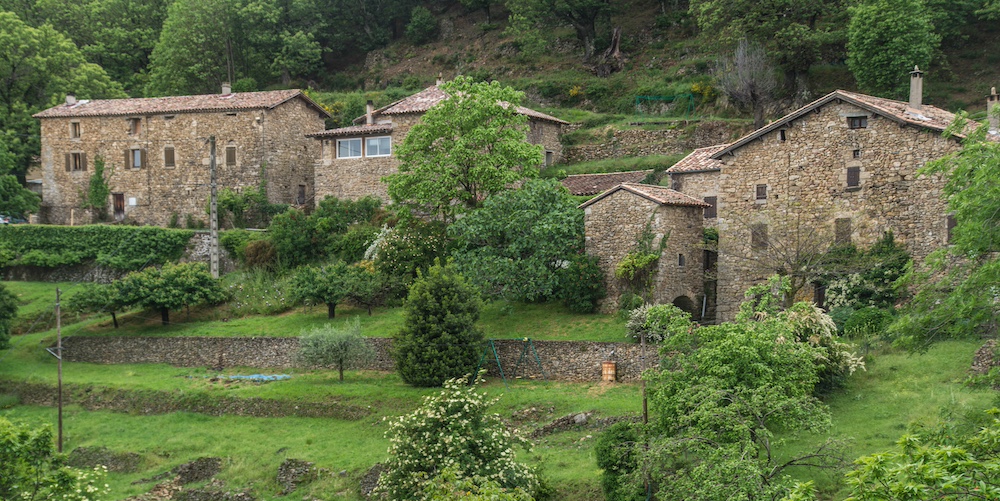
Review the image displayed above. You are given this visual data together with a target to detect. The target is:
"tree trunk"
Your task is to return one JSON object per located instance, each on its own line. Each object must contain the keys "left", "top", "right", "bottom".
{"left": 338, "top": 364, "right": 344, "bottom": 382}
{"left": 753, "top": 104, "right": 766, "bottom": 130}
{"left": 161, "top": 307, "right": 169, "bottom": 325}
{"left": 111, "top": 311, "right": 118, "bottom": 329}
{"left": 327, "top": 302, "right": 336, "bottom": 319}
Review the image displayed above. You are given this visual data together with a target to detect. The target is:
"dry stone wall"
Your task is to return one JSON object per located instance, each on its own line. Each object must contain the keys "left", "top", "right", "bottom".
{"left": 60, "top": 336, "right": 658, "bottom": 382}
{"left": 564, "top": 121, "right": 751, "bottom": 163}
{"left": 714, "top": 102, "right": 961, "bottom": 320}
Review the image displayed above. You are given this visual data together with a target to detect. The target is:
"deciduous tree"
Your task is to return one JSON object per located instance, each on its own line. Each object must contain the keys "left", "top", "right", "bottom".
{"left": 847, "top": 0, "right": 939, "bottom": 98}
{"left": 0, "top": 175, "right": 40, "bottom": 218}
{"left": 385, "top": 76, "right": 543, "bottom": 222}
{"left": 66, "top": 282, "right": 123, "bottom": 328}
{"left": 290, "top": 261, "right": 351, "bottom": 318}
{"left": 297, "top": 319, "right": 374, "bottom": 381}
{"left": 0, "top": 283, "right": 17, "bottom": 349}
{"left": 0, "top": 417, "right": 110, "bottom": 500}
{"left": 115, "top": 262, "right": 227, "bottom": 325}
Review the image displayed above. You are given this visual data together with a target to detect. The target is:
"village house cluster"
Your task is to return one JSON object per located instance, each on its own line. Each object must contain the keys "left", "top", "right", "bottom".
{"left": 32, "top": 70, "right": 989, "bottom": 322}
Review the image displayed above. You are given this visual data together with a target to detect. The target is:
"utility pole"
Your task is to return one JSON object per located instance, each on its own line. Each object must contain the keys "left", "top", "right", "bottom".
{"left": 641, "top": 331, "right": 648, "bottom": 424}
{"left": 56, "top": 288, "right": 63, "bottom": 452}
{"left": 209, "top": 136, "right": 219, "bottom": 279}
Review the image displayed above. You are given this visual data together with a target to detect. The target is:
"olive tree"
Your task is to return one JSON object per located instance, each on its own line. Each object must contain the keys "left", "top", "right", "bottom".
{"left": 297, "top": 319, "right": 374, "bottom": 382}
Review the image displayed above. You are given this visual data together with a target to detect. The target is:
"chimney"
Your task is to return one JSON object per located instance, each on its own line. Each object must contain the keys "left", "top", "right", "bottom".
{"left": 436, "top": 72, "right": 443, "bottom": 86}
{"left": 65, "top": 94, "right": 76, "bottom": 106}
{"left": 221, "top": 82, "right": 232, "bottom": 95}
{"left": 908, "top": 65, "right": 924, "bottom": 110}
{"left": 366, "top": 100, "right": 374, "bottom": 125}
{"left": 989, "top": 87, "right": 1000, "bottom": 133}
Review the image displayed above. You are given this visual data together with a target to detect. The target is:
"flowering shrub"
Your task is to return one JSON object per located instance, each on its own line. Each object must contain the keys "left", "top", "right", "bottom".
{"left": 224, "top": 269, "right": 294, "bottom": 316}
{"left": 625, "top": 303, "right": 692, "bottom": 343}
{"left": 376, "top": 373, "right": 539, "bottom": 500}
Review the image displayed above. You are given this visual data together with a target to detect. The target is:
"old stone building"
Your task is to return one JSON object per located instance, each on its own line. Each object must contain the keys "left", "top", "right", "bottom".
{"left": 33, "top": 87, "right": 329, "bottom": 226}
{"left": 308, "top": 81, "right": 567, "bottom": 203}
{"left": 588, "top": 70, "right": 981, "bottom": 321}
{"left": 580, "top": 183, "right": 709, "bottom": 314}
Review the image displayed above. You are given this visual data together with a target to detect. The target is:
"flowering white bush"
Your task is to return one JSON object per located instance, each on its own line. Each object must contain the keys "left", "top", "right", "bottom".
{"left": 375, "top": 373, "right": 539, "bottom": 500}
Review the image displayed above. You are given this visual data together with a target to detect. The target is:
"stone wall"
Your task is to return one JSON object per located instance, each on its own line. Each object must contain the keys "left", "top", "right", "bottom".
{"left": 583, "top": 189, "right": 705, "bottom": 313}
{"left": 714, "top": 102, "right": 961, "bottom": 321}
{"left": 39, "top": 97, "right": 324, "bottom": 226}
{"left": 564, "top": 120, "right": 751, "bottom": 164}
{"left": 669, "top": 170, "right": 720, "bottom": 225}
{"left": 60, "top": 336, "right": 659, "bottom": 382}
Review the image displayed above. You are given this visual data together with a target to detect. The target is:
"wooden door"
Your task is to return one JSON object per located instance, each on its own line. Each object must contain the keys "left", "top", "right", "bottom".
{"left": 113, "top": 193, "right": 125, "bottom": 221}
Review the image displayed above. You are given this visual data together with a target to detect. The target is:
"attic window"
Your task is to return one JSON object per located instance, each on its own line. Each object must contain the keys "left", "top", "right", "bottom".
{"left": 848, "top": 116, "right": 868, "bottom": 129}
{"left": 164, "top": 115, "right": 175, "bottom": 120}
{"left": 225, "top": 112, "right": 237, "bottom": 117}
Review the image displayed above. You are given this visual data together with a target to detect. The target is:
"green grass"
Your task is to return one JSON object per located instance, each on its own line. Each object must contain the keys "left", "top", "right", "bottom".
{"left": 3, "top": 281, "right": 81, "bottom": 334}
{"left": 542, "top": 154, "right": 686, "bottom": 177}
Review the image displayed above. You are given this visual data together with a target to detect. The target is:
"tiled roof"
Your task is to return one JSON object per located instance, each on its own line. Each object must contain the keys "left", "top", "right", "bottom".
{"left": 561, "top": 170, "right": 652, "bottom": 196}
{"left": 307, "top": 123, "right": 393, "bottom": 138}
{"left": 579, "top": 182, "right": 711, "bottom": 209}
{"left": 351, "top": 84, "right": 569, "bottom": 125}
{"left": 33, "top": 90, "right": 330, "bottom": 118}
{"left": 711, "top": 90, "right": 971, "bottom": 159}
{"left": 665, "top": 144, "right": 728, "bottom": 174}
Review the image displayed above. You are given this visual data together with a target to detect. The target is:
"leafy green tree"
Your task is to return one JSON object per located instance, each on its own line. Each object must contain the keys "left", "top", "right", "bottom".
{"left": 449, "top": 179, "right": 584, "bottom": 303}
{"left": 365, "top": 219, "right": 449, "bottom": 288}
{"left": 0, "top": 417, "right": 110, "bottom": 500}
{"left": 889, "top": 119, "right": 1000, "bottom": 350}
{"left": 847, "top": 0, "right": 939, "bottom": 98}
{"left": 297, "top": 319, "right": 374, "bottom": 382}
{"left": 268, "top": 209, "right": 317, "bottom": 267}
{"left": 595, "top": 421, "right": 646, "bottom": 501}
{"left": 66, "top": 282, "right": 123, "bottom": 328}
{"left": 405, "top": 6, "right": 438, "bottom": 45}
{"left": 115, "top": 262, "right": 227, "bottom": 325}
{"left": 0, "top": 10, "right": 124, "bottom": 181}
{"left": 290, "top": 261, "right": 351, "bottom": 318}
{"left": 376, "top": 373, "right": 539, "bottom": 499}
{"left": 0, "top": 175, "right": 40, "bottom": 218}
{"left": 0, "top": 282, "right": 17, "bottom": 349}
{"left": 458, "top": 0, "right": 499, "bottom": 24}
{"left": 393, "top": 261, "right": 484, "bottom": 387}
{"left": 342, "top": 262, "right": 388, "bottom": 315}
{"left": 557, "top": 252, "right": 606, "bottom": 313}
{"left": 385, "top": 76, "right": 543, "bottom": 222}
{"left": 270, "top": 30, "right": 323, "bottom": 85}
{"left": 506, "top": 0, "right": 614, "bottom": 59}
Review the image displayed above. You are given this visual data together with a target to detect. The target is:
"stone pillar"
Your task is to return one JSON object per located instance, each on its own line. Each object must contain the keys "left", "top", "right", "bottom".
{"left": 908, "top": 66, "right": 924, "bottom": 111}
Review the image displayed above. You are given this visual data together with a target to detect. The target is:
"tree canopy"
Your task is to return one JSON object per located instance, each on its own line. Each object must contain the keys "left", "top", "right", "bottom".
{"left": 115, "top": 262, "right": 227, "bottom": 325}
{"left": 847, "top": 0, "right": 939, "bottom": 98}
{"left": 385, "top": 76, "right": 543, "bottom": 222}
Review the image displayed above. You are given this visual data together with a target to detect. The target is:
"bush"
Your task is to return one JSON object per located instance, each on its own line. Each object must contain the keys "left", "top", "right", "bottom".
{"left": 0, "top": 283, "right": 16, "bottom": 349}
{"left": 595, "top": 421, "right": 646, "bottom": 501}
{"left": 393, "top": 261, "right": 484, "bottom": 387}
{"left": 0, "top": 225, "right": 193, "bottom": 271}
{"left": 224, "top": 269, "right": 294, "bottom": 316}
{"left": 297, "top": 319, "right": 374, "bottom": 382}
{"left": 558, "top": 253, "right": 606, "bottom": 313}
{"left": 243, "top": 239, "right": 277, "bottom": 270}
{"left": 843, "top": 306, "right": 894, "bottom": 355}
{"left": 269, "top": 209, "right": 317, "bottom": 268}
{"left": 376, "top": 373, "right": 539, "bottom": 500}
{"left": 625, "top": 304, "right": 692, "bottom": 343}
{"left": 366, "top": 220, "right": 448, "bottom": 289}
{"left": 405, "top": 6, "right": 438, "bottom": 45}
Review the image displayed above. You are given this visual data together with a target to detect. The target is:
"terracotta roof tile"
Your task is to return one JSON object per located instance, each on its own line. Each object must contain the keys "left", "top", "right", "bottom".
{"left": 34, "top": 90, "right": 330, "bottom": 118}
{"left": 351, "top": 84, "right": 568, "bottom": 125}
{"left": 665, "top": 144, "right": 727, "bottom": 173}
{"left": 579, "top": 182, "right": 710, "bottom": 209}
{"left": 307, "top": 123, "right": 393, "bottom": 138}
{"left": 561, "top": 170, "right": 652, "bottom": 196}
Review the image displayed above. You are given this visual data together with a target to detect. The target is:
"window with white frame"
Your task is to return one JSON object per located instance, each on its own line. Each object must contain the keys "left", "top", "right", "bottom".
{"left": 337, "top": 138, "right": 362, "bottom": 158}
{"left": 366, "top": 136, "right": 391, "bottom": 157}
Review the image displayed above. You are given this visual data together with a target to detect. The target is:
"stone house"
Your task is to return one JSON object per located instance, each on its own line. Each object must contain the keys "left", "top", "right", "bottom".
{"left": 33, "top": 86, "right": 329, "bottom": 226}
{"left": 589, "top": 69, "right": 983, "bottom": 321}
{"left": 580, "top": 183, "right": 709, "bottom": 314}
{"left": 308, "top": 80, "right": 568, "bottom": 203}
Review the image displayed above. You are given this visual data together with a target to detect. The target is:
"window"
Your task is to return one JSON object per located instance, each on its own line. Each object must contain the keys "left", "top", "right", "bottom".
{"left": 852, "top": 149, "right": 861, "bottom": 159}
{"left": 946, "top": 214, "right": 957, "bottom": 244}
{"left": 545, "top": 151, "right": 554, "bottom": 167}
{"left": 128, "top": 118, "right": 141, "bottom": 135}
{"left": 297, "top": 185, "right": 306, "bottom": 205}
{"left": 703, "top": 196, "right": 717, "bottom": 219}
{"left": 164, "top": 115, "right": 175, "bottom": 120}
{"left": 225, "top": 145, "right": 236, "bottom": 166}
{"left": 755, "top": 184, "right": 768, "bottom": 201}
{"left": 65, "top": 152, "right": 86, "bottom": 172}
{"left": 225, "top": 112, "right": 237, "bottom": 117}
{"left": 751, "top": 223, "right": 768, "bottom": 250}
{"left": 778, "top": 129, "right": 787, "bottom": 141}
{"left": 848, "top": 116, "right": 868, "bottom": 129}
{"left": 835, "top": 218, "right": 852, "bottom": 245}
{"left": 127, "top": 148, "right": 146, "bottom": 169}
{"left": 366, "top": 136, "right": 391, "bottom": 157}
{"left": 846, "top": 166, "right": 861, "bottom": 188}
{"left": 337, "top": 138, "right": 362, "bottom": 158}
{"left": 164, "top": 146, "right": 175, "bottom": 168}
{"left": 678, "top": 254, "right": 686, "bottom": 267}
{"left": 70, "top": 122, "right": 81, "bottom": 139}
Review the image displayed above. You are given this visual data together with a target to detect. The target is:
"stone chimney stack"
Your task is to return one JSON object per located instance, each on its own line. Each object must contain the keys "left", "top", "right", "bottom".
{"left": 436, "top": 73, "right": 443, "bottom": 86}
{"left": 366, "top": 100, "right": 374, "bottom": 125}
{"left": 221, "top": 82, "right": 232, "bottom": 95}
{"left": 909, "top": 66, "right": 924, "bottom": 110}
{"left": 65, "top": 94, "right": 76, "bottom": 106}
{"left": 988, "top": 87, "right": 1000, "bottom": 133}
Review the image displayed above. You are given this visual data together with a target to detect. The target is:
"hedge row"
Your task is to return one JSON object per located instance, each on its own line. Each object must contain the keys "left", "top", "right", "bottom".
{"left": 0, "top": 225, "right": 194, "bottom": 271}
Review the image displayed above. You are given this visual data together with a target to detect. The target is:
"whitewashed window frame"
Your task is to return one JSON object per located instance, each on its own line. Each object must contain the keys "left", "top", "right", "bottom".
{"left": 366, "top": 136, "right": 391, "bottom": 157}
{"left": 337, "top": 138, "right": 362, "bottom": 159}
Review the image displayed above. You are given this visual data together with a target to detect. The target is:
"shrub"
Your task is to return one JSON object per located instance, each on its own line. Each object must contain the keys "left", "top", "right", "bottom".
{"left": 843, "top": 306, "right": 894, "bottom": 355}
{"left": 243, "top": 239, "right": 277, "bottom": 270}
{"left": 0, "top": 225, "right": 193, "bottom": 271}
{"left": 405, "top": 6, "right": 439, "bottom": 45}
{"left": 394, "top": 261, "right": 484, "bottom": 387}
{"left": 269, "top": 209, "right": 317, "bottom": 268}
{"left": 376, "top": 373, "right": 539, "bottom": 500}
{"left": 297, "top": 319, "right": 374, "bottom": 382}
{"left": 558, "top": 253, "right": 606, "bottom": 313}
{"left": 595, "top": 421, "right": 646, "bottom": 501}
{"left": 625, "top": 304, "right": 692, "bottom": 343}
{"left": 224, "top": 269, "right": 294, "bottom": 316}
{"left": 0, "top": 283, "right": 16, "bottom": 349}
{"left": 366, "top": 220, "right": 448, "bottom": 289}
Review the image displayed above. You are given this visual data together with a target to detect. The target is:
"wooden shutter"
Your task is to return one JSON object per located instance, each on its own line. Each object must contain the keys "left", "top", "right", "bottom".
{"left": 65, "top": 153, "right": 71, "bottom": 172}
{"left": 703, "top": 196, "right": 717, "bottom": 219}
{"left": 140, "top": 149, "right": 147, "bottom": 169}
{"left": 164, "top": 147, "right": 175, "bottom": 167}
{"left": 755, "top": 184, "right": 767, "bottom": 200}
{"left": 226, "top": 146, "right": 236, "bottom": 165}
{"left": 125, "top": 149, "right": 131, "bottom": 169}
{"left": 847, "top": 167, "right": 861, "bottom": 187}
{"left": 81, "top": 152, "right": 87, "bottom": 171}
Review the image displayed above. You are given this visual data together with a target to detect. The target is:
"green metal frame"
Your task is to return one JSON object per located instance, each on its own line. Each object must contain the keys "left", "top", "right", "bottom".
{"left": 634, "top": 93, "right": 696, "bottom": 119}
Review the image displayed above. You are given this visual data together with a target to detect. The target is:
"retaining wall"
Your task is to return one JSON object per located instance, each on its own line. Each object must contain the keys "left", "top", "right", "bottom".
{"left": 60, "top": 336, "right": 659, "bottom": 382}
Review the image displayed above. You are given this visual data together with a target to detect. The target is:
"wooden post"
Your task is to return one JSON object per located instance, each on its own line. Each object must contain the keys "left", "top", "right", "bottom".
{"left": 209, "top": 137, "right": 219, "bottom": 279}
